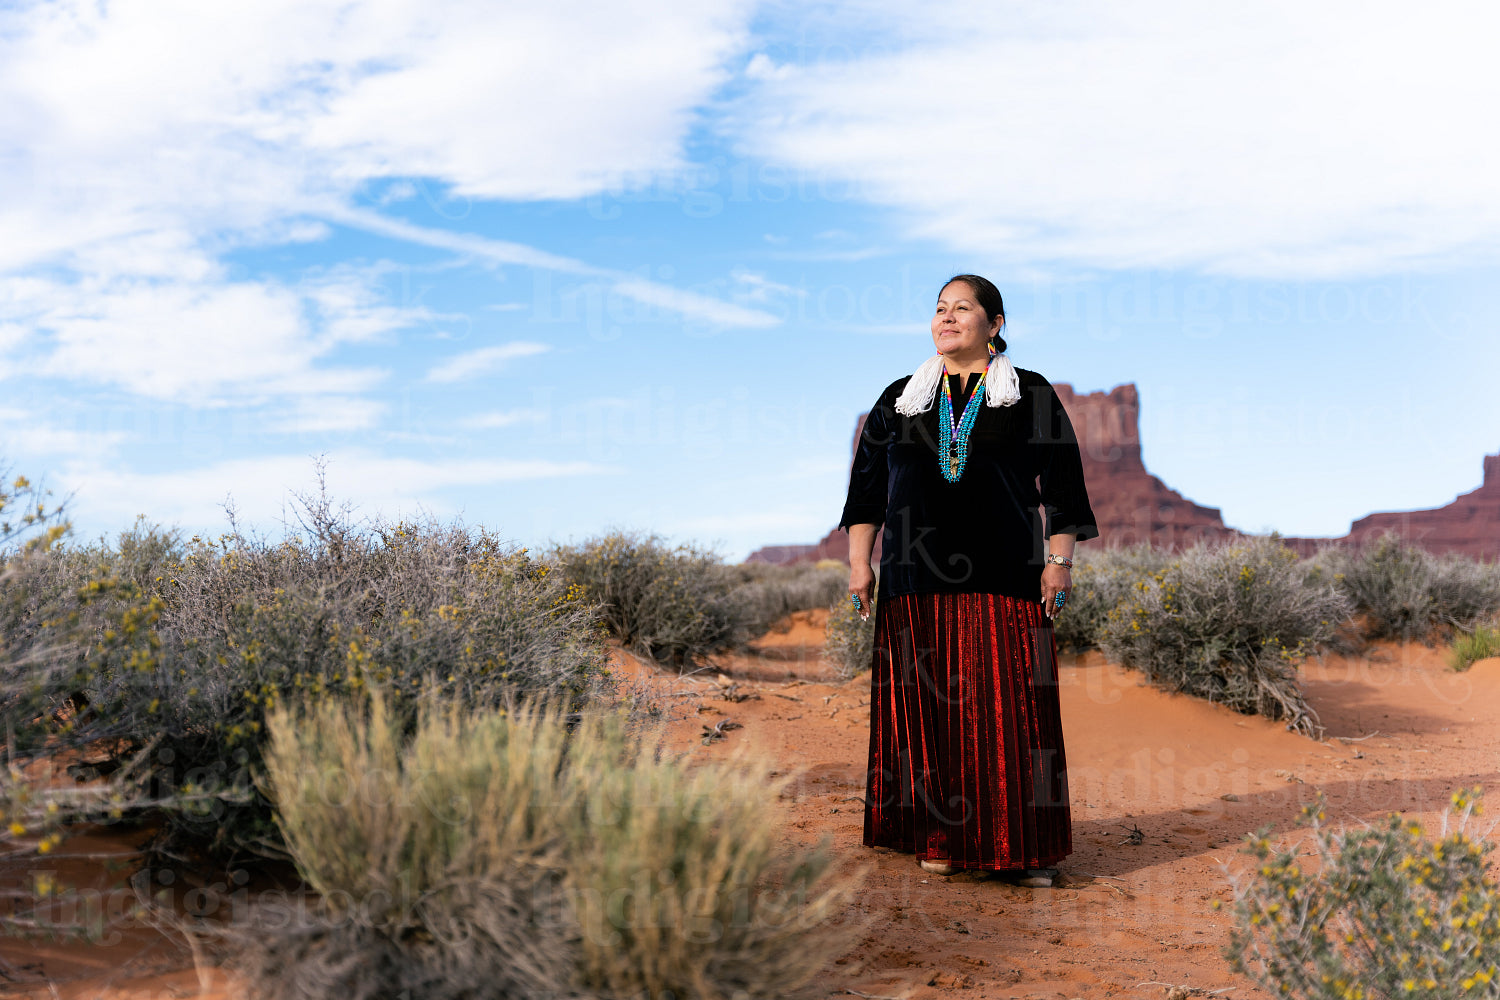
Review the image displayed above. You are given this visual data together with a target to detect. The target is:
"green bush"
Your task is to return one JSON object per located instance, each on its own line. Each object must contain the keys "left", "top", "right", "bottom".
{"left": 239, "top": 691, "right": 580, "bottom": 1000}
{"left": 720, "top": 561, "right": 847, "bottom": 639}
{"left": 1227, "top": 789, "right": 1500, "bottom": 999}
{"left": 1053, "top": 544, "right": 1175, "bottom": 652}
{"left": 1432, "top": 557, "right": 1500, "bottom": 625}
{"left": 1312, "top": 534, "right": 1500, "bottom": 642}
{"left": 551, "top": 531, "right": 782, "bottom": 667}
{"left": 824, "top": 593, "right": 875, "bottom": 680}
{"left": 241, "top": 692, "right": 869, "bottom": 1000}
{"left": 1451, "top": 624, "right": 1500, "bottom": 671}
{"left": 0, "top": 505, "right": 610, "bottom": 857}
{"left": 564, "top": 707, "right": 868, "bottom": 1000}
{"left": 1100, "top": 535, "right": 1349, "bottom": 737}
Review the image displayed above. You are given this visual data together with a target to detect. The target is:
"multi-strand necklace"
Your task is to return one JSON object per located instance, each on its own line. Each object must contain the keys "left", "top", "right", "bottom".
{"left": 937, "top": 366, "right": 986, "bottom": 482}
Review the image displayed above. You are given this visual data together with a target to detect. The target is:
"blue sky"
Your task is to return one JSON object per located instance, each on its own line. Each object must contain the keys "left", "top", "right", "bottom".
{"left": 3, "top": 0, "right": 1498, "bottom": 560}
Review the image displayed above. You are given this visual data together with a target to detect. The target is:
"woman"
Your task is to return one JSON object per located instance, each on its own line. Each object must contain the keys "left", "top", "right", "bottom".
{"left": 841, "top": 274, "right": 1097, "bottom": 886}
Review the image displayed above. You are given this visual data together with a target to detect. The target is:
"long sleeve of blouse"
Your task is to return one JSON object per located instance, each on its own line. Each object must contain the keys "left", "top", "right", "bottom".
{"left": 839, "top": 366, "right": 1099, "bottom": 603}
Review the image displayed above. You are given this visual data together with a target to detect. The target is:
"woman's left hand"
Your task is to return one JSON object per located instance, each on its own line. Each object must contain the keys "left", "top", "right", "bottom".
{"left": 1041, "top": 564, "right": 1072, "bottom": 620}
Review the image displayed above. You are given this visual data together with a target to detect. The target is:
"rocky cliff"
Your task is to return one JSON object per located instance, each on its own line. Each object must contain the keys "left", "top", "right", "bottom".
{"left": 1283, "top": 453, "right": 1500, "bottom": 559}
{"left": 746, "top": 382, "right": 1500, "bottom": 564}
{"left": 749, "top": 381, "right": 1236, "bottom": 564}
{"left": 1053, "top": 382, "right": 1236, "bottom": 550}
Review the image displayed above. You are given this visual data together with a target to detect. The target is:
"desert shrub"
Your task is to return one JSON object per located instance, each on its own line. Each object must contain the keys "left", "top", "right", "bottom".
{"left": 563, "top": 708, "right": 868, "bottom": 1000}
{"left": 824, "top": 593, "right": 875, "bottom": 680}
{"left": 550, "top": 531, "right": 750, "bottom": 667}
{"left": 238, "top": 692, "right": 581, "bottom": 1000}
{"left": 1227, "top": 789, "right": 1500, "bottom": 999}
{"left": 0, "top": 506, "right": 610, "bottom": 857}
{"left": 0, "top": 468, "right": 68, "bottom": 554}
{"left": 241, "top": 692, "right": 868, "bottom": 1000}
{"left": 1431, "top": 554, "right": 1500, "bottom": 632}
{"left": 1451, "top": 624, "right": 1500, "bottom": 671}
{"left": 1312, "top": 534, "right": 1500, "bottom": 642}
{"left": 719, "top": 561, "right": 847, "bottom": 639}
{"left": 551, "top": 536, "right": 849, "bottom": 666}
{"left": 1100, "top": 535, "right": 1349, "bottom": 737}
{"left": 1053, "top": 544, "right": 1175, "bottom": 652}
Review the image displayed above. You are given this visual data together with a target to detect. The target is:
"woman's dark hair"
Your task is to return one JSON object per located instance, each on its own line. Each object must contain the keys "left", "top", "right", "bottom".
{"left": 942, "top": 273, "right": 1007, "bottom": 353}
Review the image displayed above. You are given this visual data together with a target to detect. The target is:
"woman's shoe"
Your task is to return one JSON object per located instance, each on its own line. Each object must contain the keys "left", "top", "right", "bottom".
{"left": 994, "top": 867, "right": 1057, "bottom": 887}
{"left": 1015, "top": 868, "right": 1058, "bottom": 887}
{"left": 919, "top": 858, "right": 956, "bottom": 876}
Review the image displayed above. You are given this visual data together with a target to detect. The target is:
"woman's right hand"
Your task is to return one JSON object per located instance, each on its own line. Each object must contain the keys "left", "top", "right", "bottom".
{"left": 848, "top": 561, "right": 875, "bottom": 621}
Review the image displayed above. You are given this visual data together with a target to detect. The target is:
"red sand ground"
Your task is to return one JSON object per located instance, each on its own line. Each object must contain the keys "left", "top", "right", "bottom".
{"left": 5, "top": 610, "right": 1499, "bottom": 999}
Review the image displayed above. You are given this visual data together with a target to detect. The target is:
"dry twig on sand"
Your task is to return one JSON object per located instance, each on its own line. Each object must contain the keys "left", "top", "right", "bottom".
{"left": 700, "top": 719, "right": 743, "bottom": 745}
{"left": 1137, "top": 982, "right": 1236, "bottom": 998}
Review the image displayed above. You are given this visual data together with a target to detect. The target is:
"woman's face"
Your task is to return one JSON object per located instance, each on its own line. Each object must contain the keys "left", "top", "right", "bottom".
{"left": 931, "top": 280, "right": 1000, "bottom": 359}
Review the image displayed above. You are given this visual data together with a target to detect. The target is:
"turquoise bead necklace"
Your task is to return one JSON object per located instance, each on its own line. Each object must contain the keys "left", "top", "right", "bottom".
{"left": 938, "top": 365, "right": 987, "bottom": 483}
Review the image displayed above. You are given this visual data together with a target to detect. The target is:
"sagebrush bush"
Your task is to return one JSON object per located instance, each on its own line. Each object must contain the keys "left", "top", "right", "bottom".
{"left": 1228, "top": 789, "right": 1500, "bottom": 999}
{"left": 242, "top": 692, "right": 868, "bottom": 1000}
{"left": 1052, "top": 544, "right": 1175, "bottom": 652}
{"left": 564, "top": 708, "right": 869, "bottom": 1000}
{"left": 240, "top": 691, "right": 581, "bottom": 1000}
{"left": 1100, "top": 535, "right": 1349, "bottom": 736}
{"left": 550, "top": 531, "right": 747, "bottom": 667}
{"left": 1312, "top": 534, "right": 1500, "bottom": 642}
{"left": 824, "top": 593, "right": 875, "bottom": 680}
{"left": 551, "top": 533, "right": 841, "bottom": 667}
{"left": 1452, "top": 624, "right": 1500, "bottom": 671}
{"left": 0, "top": 502, "right": 610, "bottom": 857}
{"left": 720, "top": 561, "right": 847, "bottom": 639}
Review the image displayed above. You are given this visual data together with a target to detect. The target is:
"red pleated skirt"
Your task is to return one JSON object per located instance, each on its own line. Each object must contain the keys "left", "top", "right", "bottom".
{"left": 863, "top": 592, "right": 1072, "bottom": 871}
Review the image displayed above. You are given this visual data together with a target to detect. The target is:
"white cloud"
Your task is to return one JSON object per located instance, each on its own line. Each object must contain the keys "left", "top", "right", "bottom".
{"left": 426, "top": 342, "right": 550, "bottom": 384}
{"left": 299, "top": 266, "right": 437, "bottom": 347}
{"left": 333, "top": 207, "right": 780, "bottom": 329}
{"left": 730, "top": 268, "right": 801, "bottom": 305}
{"left": 735, "top": 0, "right": 1500, "bottom": 278}
{"left": 0, "top": 0, "right": 771, "bottom": 378}
{"left": 0, "top": 0, "right": 756, "bottom": 267}
{"left": 0, "top": 323, "right": 25, "bottom": 380}
{"left": 266, "top": 397, "right": 388, "bottom": 434}
{"left": 459, "top": 410, "right": 548, "bottom": 430}
{"left": 58, "top": 450, "right": 619, "bottom": 532}
{"left": 2, "top": 271, "right": 401, "bottom": 403}
{"left": 0, "top": 407, "right": 129, "bottom": 461}
{"left": 606, "top": 277, "right": 781, "bottom": 330}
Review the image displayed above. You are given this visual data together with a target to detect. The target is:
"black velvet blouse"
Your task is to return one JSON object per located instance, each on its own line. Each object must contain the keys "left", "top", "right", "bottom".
{"left": 839, "top": 367, "right": 1099, "bottom": 604}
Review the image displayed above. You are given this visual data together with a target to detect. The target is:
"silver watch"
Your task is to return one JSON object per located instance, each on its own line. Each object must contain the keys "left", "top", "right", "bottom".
{"left": 1045, "top": 553, "right": 1073, "bottom": 568}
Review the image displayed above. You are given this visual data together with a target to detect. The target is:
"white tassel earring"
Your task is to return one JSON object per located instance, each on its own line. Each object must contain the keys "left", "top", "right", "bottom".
{"left": 984, "top": 352, "right": 1020, "bottom": 407}
{"left": 894, "top": 346, "right": 1020, "bottom": 415}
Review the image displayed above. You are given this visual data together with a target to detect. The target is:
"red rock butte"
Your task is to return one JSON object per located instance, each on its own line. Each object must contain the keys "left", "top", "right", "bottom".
{"left": 748, "top": 382, "right": 1500, "bottom": 565}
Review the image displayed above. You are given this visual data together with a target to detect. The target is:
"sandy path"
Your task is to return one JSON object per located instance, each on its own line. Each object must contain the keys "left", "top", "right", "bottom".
{"left": 633, "top": 615, "right": 1500, "bottom": 999}
{"left": 6, "top": 611, "right": 1498, "bottom": 999}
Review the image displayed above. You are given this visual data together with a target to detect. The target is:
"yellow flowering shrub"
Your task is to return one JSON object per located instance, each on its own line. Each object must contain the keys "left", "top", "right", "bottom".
{"left": 1099, "top": 534, "right": 1348, "bottom": 737}
{"left": 1308, "top": 533, "right": 1500, "bottom": 643}
{"left": 1052, "top": 543, "right": 1175, "bottom": 652}
{"left": 0, "top": 468, "right": 68, "bottom": 554}
{"left": 0, "top": 505, "right": 610, "bottom": 859}
{"left": 1228, "top": 789, "right": 1500, "bottom": 999}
